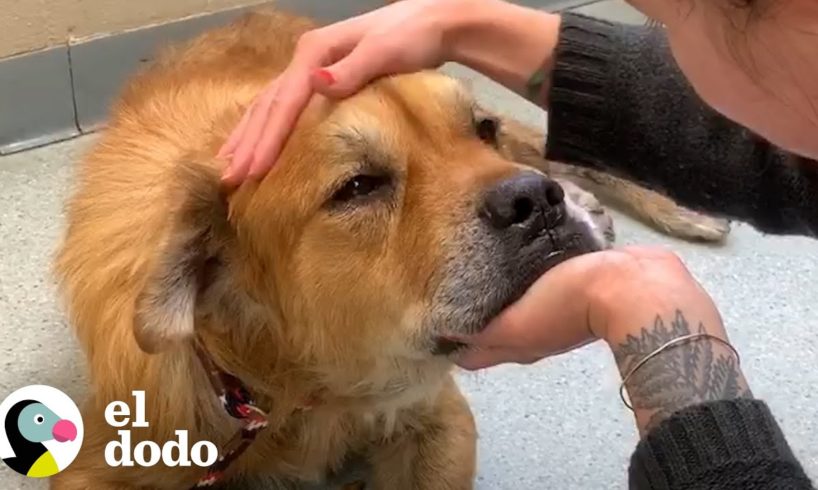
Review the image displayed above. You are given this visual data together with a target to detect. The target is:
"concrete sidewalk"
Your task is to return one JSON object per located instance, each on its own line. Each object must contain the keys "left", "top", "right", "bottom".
{"left": 1, "top": 1, "right": 816, "bottom": 489}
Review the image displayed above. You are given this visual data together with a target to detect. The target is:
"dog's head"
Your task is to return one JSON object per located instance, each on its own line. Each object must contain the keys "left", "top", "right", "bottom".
{"left": 133, "top": 71, "right": 608, "bottom": 388}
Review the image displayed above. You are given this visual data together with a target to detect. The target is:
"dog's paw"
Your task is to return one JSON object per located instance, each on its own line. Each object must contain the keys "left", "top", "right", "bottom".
{"left": 656, "top": 207, "right": 732, "bottom": 243}
{"left": 559, "top": 179, "right": 616, "bottom": 247}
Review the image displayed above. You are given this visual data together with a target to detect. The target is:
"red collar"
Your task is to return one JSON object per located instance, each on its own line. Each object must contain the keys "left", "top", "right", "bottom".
{"left": 189, "top": 338, "right": 328, "bottom": 487}
{"left": 190, "top": 341, "right": 270, "bottom": 488}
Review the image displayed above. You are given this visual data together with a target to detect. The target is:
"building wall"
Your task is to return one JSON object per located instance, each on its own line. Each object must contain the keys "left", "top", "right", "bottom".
{"left": 0, "top": 0, "right": 258, "bottom": 59}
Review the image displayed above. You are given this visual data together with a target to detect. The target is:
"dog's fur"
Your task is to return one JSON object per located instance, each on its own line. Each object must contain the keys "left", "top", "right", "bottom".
{"left": 51, "top": 5, "right": 726, "bottom": 490}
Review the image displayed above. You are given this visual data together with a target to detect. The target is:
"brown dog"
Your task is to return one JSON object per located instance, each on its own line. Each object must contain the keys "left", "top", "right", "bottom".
{"left": 51, "top": 5, "right": 724, "bottom": 490}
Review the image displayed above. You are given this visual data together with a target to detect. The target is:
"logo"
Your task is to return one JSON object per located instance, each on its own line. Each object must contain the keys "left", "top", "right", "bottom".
{"left": 103, "top": 391, "right": 218, "bottom": 468}
{"left": 0, "top": 385, "right": 83, "bottom": 478}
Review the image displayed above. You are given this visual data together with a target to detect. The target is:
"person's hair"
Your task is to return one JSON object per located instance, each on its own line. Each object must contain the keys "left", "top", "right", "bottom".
{"left": 642, "top": 0, "right": 769, "bottom": 75}
{"left": 643, "top": 0, "right": 760, "bottom": 28}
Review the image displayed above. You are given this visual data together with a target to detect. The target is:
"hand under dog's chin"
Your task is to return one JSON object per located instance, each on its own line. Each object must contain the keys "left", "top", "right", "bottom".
{"left": 430, "top": 230, "right": 603, "bottom": 357}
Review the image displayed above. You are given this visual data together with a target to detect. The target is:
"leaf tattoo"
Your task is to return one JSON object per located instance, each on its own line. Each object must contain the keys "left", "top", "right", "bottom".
{"left": 613, "top": 310, "right": 752, "bottom": 434}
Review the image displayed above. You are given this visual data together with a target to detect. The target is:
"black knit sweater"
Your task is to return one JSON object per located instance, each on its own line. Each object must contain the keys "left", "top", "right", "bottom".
{"left": 546, "top": 13, "right": 818, "bottom": 238}
{"left": 545, "top": 12, "right": 816, "bottom": 490}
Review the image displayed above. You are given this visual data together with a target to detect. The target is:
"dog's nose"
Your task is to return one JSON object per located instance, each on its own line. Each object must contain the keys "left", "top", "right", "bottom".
{"left": 481, "top": 172, "right": 566, "bottom": 233}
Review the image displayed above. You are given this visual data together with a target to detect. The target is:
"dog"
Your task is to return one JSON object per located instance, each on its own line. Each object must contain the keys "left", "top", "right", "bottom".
{"left": 50, "top": 4, "right": 727, "bottom": 489}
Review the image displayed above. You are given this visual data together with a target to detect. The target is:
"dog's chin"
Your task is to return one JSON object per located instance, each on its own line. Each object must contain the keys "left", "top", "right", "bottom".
{"left": 431, "top": 228, "right": 604, "bottom": 357}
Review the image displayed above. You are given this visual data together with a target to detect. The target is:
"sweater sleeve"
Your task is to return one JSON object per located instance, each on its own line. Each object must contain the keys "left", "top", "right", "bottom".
{"left": 544, "top": 12, "right": 818, "bottom": 238}
{"left": 630, "top": 399, "right": 815, "bottom": 489}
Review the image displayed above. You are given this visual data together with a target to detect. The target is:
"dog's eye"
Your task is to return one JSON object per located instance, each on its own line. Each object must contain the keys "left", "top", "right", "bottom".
{"left": 475, "top": 116, "right": 499, "bottom": 146}
{"left": 332, "top": 174, "right": 391, "bottom": 203}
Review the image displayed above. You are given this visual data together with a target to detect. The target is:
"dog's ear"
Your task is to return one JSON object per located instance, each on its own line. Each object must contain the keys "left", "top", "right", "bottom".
{"left": 133, "top": 162, "right": 232, "bottom": 354}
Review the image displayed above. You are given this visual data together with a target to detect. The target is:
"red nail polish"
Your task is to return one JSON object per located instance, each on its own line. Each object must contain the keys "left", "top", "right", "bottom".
{"left": 314, "top": 69, "right": 335, "bottom": 85}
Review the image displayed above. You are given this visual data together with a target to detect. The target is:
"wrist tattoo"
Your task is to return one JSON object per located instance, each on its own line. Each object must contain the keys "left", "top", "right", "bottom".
{"left": 613, "top": 309, "right": 752, "bottom": 434}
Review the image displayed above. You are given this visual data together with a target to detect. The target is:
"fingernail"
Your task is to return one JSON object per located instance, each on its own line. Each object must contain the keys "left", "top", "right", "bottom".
{"left": 313, "top": 69, "right": 335, "bottom": 86}
{"left": 220, "top": 166, "right": 236, "bottom": 183}
{"left": 247, "top": 168, "right": 267, "bottom": 182}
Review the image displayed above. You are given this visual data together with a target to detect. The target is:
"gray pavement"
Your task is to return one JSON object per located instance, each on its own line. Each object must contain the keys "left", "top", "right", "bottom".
{"left": 2, "top": 1, "right": 817, "bottom": 489}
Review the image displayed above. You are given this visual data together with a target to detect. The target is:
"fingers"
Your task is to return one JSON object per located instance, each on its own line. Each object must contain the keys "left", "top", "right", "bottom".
{"left": 246, "top": 71, "right": 317, "bottom": 180}
{"left": 219, "top": 80, "right": 278, "bottom": 185}
{"left": 215, "top": 0, "right": 443, "bottom": 186}
{"left": 465, "top": 303, "right": 528, "bottom": 349}
{"left": 454, "top": 347, "right": 541, "bottom": 371}
{"left": 314, "top": 38, "right": 391, "bottom": 98}
{"left": 217, "top": 51, "right": 375, "bottom": 186}
{"left": 218, "top": 26, "right": 364, "bottom": 186}
{"left": 217, "top": 101, "right": 253, "bottom": 160}
{"left": 219, "top": 55, "right": 332, "bottom": 186}
{"left": 455, "top": 247, "right": 697, "bottom": 372}
{"left": 220, "top": 79, "right": 283, "bottom": 186}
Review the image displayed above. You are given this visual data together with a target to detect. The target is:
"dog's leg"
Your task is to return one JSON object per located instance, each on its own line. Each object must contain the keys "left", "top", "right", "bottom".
{"left": 368, "top": 376, "right": 477, "bottom": 490}
{"left": 557, "top": 178, "right": 616, "bottom": 245}
{"left": 549, "top": 161, "right": 731, "bottom": 244}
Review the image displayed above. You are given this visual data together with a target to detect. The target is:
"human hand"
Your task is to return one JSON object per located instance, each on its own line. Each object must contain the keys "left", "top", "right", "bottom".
{"left": 455, "top": 245, "right": 750, "bottom": 435}
{"left": 218, "top": 0, "right": 469, "bottom": 186}
{"left": 453, "top": 246, "right": 724, "bottom": 369}
{"left": 218, "top": 0, "right": 562, "bottom": 186}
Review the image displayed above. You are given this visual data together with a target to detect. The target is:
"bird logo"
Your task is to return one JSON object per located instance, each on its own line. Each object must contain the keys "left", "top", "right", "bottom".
{"left": 0, "top": 385, "right": 83, "bottom": 478}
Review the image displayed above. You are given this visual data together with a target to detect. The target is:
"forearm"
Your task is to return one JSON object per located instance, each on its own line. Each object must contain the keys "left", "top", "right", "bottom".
{"left": 607, "top": 307, "right": 751, "bottom": 436}
{"left": 584, "top": 251, "right": 814, "bottom": 487}
{"left": 614, "top": 308, "right": 815, "bottom": 488}
{"left": 444, "top": 0, "right": 559, "bottom": 100}
{"left": 544, "top": 13, "right": 818, "bottom": 237}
